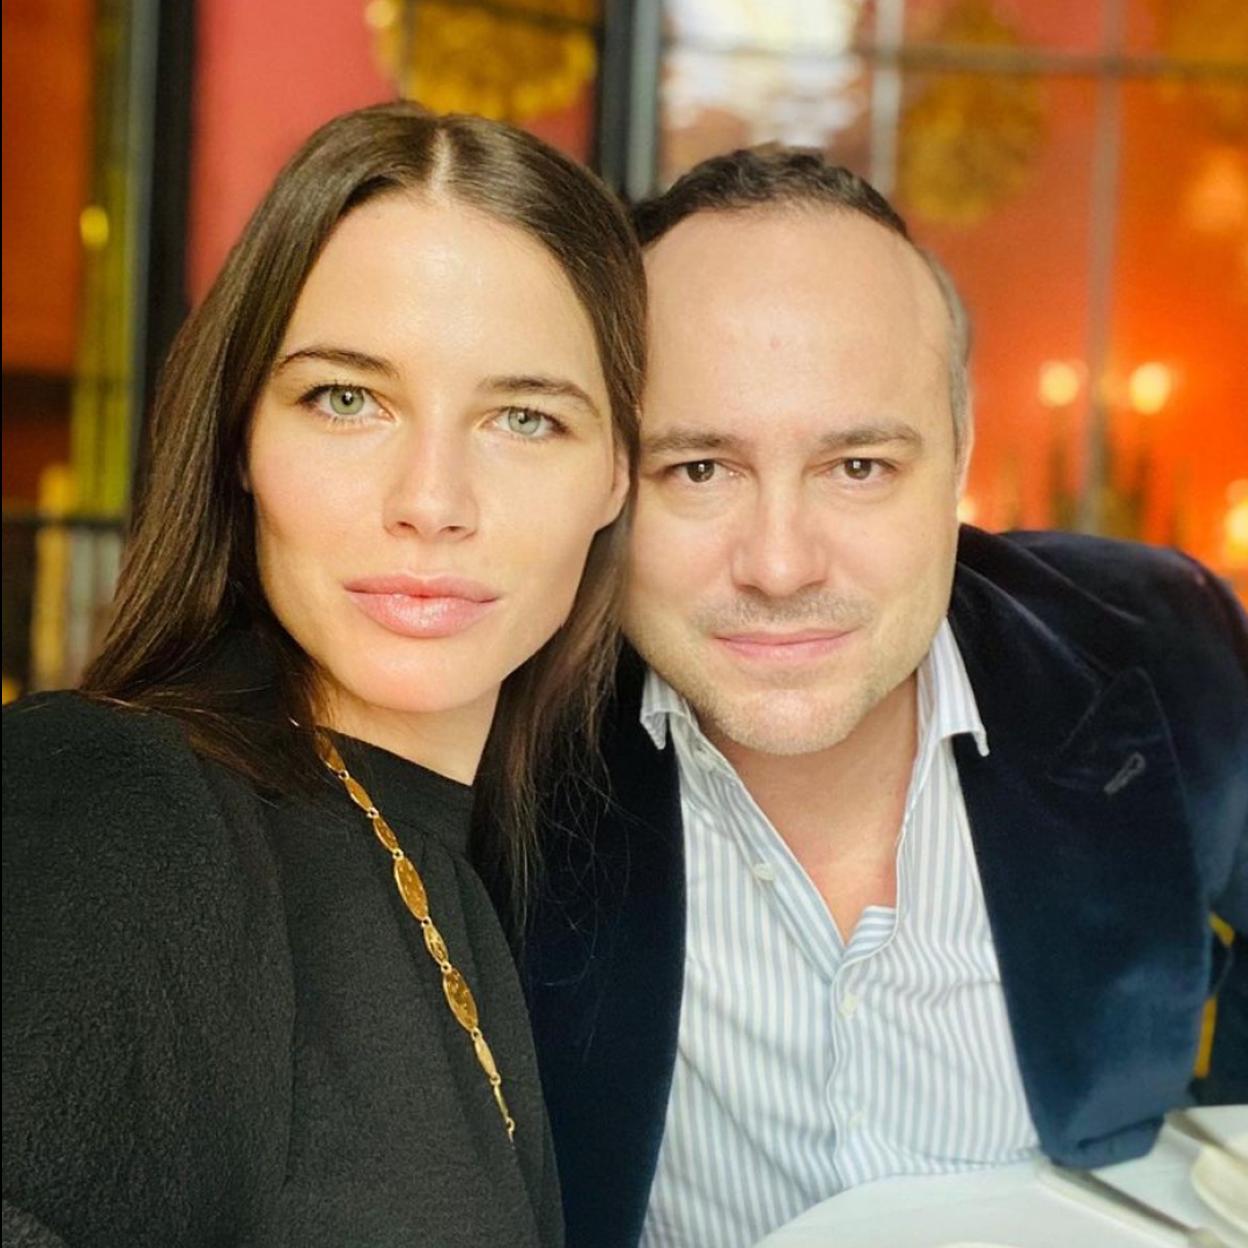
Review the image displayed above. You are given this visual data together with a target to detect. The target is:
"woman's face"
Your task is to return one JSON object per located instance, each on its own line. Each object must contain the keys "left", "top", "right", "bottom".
{"left": 247, "top": 192, "right": 627, "bottom": 772}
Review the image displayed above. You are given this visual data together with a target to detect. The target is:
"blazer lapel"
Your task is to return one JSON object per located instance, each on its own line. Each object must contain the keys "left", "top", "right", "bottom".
{"left": 526, "top": 651, "right": 686, "bottom": 1248}
{"left": 950, "top": 565, "right": 1209, "bottom": 1165}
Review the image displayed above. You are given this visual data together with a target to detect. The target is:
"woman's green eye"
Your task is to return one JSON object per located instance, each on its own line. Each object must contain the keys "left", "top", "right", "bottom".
{"left": 506, "top": 408, "right": 547, "bottom": 437}
{"left": 328, "top": 387, "right": 366, "bottom": 416}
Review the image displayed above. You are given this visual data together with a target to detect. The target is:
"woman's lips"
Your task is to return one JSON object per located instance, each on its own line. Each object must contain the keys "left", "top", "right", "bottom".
{"left": 713, "top": 629, "right": 856, "bottom": 664}
{"left": 344, "top": 575, "right": 499, "bottom": 639}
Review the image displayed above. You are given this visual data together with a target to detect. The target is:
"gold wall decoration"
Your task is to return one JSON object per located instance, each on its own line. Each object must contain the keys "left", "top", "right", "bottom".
{"left": 369, "top": 0, "right": 598, "bottom": 122}
{"left": 1153, "top": 0, "right": 1248, "bottom": 137}
{"left": 898, "top": 0, "right": 1046, "bottom": 226}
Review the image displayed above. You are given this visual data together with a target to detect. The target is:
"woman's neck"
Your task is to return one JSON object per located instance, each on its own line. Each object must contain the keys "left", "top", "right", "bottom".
{"left": 316, "top": 685, "right": 499, "bottom": 785}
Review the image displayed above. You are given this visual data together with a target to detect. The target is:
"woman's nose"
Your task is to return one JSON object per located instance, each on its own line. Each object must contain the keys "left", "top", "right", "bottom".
{"left": 382, "top": 426, "right": 479, "bottom": 541}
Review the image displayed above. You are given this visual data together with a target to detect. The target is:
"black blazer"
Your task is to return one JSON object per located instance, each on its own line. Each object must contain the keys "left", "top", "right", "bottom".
{"left": 523, "top": 527, "right": 1248, "bottom": 1248}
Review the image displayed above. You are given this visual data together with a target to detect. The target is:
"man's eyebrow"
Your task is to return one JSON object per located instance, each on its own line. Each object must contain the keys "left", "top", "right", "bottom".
{"left": 271, "top": 346, "right": 400, "bottom": 380}
{"left": 480, "top": 374, "right": 602, "bottom": 419}
{"left": 641, "top": 428, "right": 748, "bottom": 457}
{"left": 641, "top": 422, "right": 925, "bottom": 457}
{"left": 817, "top": 422, "right": 925, "bottom": 453}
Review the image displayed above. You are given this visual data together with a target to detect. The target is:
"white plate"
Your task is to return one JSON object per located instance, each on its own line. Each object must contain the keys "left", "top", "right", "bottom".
{"left": 1189, "top": 1135, "right": 1248, "bottom": 1234}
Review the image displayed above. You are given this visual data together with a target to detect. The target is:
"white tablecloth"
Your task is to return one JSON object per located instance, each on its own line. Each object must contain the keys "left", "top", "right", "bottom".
{"left": 757, "top": 1106, "right": 1248, "bottom": 1248}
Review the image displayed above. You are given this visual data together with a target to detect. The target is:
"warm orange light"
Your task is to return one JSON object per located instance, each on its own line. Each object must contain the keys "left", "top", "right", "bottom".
{"left": 365, "top": 0, "right": 398, "bottom": 30}
{"left": 79, "top": 205, "right": 109, "bottom": 251}
{"left": 1227, "top": 498, "right": 1248, "bottom": 563}
{"left": 1128, "top": 362, "right": 1174, "bottom": 415}
{"left": 957, "top": 496, "right": 979, "bottom": 525}
{"left": 1038, "top": 360, "right": 1081, "bottom": 409}
{"left": 1185, "top": 148, "right": 1248, "bottom": 236}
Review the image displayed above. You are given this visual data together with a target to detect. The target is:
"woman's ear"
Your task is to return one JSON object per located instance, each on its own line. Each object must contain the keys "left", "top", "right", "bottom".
{"left": 602, "top": 434, "right": 632, "bottom": 527}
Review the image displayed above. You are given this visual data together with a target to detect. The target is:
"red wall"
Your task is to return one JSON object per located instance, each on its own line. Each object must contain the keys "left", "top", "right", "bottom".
{"left": 188, "top": 0, "right": 394, "bottom": 303}
{"left": 2, "top": 0, "right": 95, "bottom": 373}
{"left": 187, "top": 2, "right": 594, "bottom": 304}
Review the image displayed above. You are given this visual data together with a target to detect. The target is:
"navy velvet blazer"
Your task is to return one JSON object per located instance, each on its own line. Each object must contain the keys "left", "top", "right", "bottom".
{"left": 522, "top": 527, "right": 1248, "bottom": 1248}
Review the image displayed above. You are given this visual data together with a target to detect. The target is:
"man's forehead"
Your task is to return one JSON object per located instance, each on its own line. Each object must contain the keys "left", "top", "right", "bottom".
{"left": 647, "top": 204, "right": 911, "bottom": 275}
{"left": 645, "top": 207, "right": 944, "bottom": 336}
{"left": 644, "top": 207, "right": 952, "bottom": 404}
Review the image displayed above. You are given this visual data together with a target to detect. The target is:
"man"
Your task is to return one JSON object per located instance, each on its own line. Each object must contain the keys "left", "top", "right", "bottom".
{"left": 522, "top": 148, "right": 1248, "bottom": 1248}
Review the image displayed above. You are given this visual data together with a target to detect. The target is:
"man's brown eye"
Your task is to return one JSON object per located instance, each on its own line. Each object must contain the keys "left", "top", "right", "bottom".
{"left": 684, "top": 461, "right": 717, "bottom": 484}
{"left": 845, "top": 458, "right": 874, "bottom": 480}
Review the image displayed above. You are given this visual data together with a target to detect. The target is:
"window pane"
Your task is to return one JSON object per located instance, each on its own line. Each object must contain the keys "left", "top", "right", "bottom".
{"left": 657, "top": 0, "right": 1248, "bottom": 599}
{"left": 889, "top": 73, "right": 1101, "bottom": 538}
{"left": 1110, "top": 76, "right": 1248, "bottom": 589}
{"left": 901, "top": 0, "right": 1105, "bottom": 56}
{"left": 659, "top": 1, "right": 871, "bottom": 185}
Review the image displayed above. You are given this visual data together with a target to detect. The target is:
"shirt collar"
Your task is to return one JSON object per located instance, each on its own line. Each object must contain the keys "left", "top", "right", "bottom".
{"left": 639, "top": 663, "right": 687, "bottom": 751}
{"left": 922, "top": 617, "right": 990, "bottom": 758}
{"left": 638, "top": 617, "right": 990, "bottom": 761}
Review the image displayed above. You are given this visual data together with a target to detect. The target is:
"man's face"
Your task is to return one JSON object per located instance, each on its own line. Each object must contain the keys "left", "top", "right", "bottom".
{"left": 624, "top": 208, "right": 964, "bottom": 758}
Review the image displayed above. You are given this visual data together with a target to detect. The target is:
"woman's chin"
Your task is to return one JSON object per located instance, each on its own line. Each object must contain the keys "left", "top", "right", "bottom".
{"left": 320, "top": 664, "right": 502, "bottom": 726}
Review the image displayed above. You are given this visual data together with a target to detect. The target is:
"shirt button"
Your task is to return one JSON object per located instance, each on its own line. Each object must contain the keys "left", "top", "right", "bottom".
{"left": 751, "top": 862, "right": 777, "bottom": 883}
{"left": 839, "top": 992, "right": 861, "bottom": 1019}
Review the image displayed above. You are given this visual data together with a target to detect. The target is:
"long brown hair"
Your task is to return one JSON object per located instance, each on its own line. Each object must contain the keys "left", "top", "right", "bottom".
{"left": 82, "top": 102, "right": 645, "bottom": 907}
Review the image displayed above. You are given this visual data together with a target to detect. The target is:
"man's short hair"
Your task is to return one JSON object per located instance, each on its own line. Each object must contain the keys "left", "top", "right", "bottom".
{"left": 633, "top": 146, "right": 973, "bottom": 466}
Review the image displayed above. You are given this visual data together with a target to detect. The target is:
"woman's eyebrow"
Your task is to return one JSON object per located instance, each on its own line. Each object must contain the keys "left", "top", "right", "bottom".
{"left": 271, "top": 346, "right": 400, "bottom": 379}
{"left": 480, "top": 374, "right": 602, "bottom": 419}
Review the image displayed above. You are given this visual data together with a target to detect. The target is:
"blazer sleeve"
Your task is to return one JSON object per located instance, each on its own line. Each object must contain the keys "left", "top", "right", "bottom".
{"left": 2, "top": 695, "right": 291, "bottom": 1248}
{"left": 1187, "top": 558, "right": 1248, "bottom": 1104}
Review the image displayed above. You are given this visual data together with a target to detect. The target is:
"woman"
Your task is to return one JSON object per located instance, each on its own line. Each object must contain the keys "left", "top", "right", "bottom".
{"left": 2, "top": 102, "right": 643, "bottom": 1247}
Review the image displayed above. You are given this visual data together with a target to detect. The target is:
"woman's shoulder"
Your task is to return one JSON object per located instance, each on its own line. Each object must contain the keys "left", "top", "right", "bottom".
{"left": 3, "top": 694, "right": 295, "bottom": 1244}
{"left": 4, "top": 690, "right": 214, "bottom": 823}
{"left": 5, "top": 688, "right": 193, "bottom": 764}
{"left": 3, "top": 690, "right": 270, "bottom": 888}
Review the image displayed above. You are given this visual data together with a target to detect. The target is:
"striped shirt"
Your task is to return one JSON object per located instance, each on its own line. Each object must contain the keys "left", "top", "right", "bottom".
{"left": 638, "top": 620, "right": 1041, "bottom": 1248}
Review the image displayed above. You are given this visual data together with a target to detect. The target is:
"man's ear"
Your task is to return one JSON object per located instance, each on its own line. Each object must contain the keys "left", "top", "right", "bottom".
{"left": 955, "top": 413, "right": 975, "bottom": 497}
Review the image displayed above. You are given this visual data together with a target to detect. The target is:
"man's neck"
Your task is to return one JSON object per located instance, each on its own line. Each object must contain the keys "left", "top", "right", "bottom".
{"left": 708, "top": 675, "right": 919, "bottom": 935}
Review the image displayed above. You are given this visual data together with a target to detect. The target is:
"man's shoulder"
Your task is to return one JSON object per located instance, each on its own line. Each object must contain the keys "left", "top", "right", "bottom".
{"left": 957, "top": 527, "right": 1245, "bottom": 650}
{"left": 954, "top": 529, "right": 1247, "bottom": 795}
{"left": 962, "top": 526, "right": 1215, "bottom": 602}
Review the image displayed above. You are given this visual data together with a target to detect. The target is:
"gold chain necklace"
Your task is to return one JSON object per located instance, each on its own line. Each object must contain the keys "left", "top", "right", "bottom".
{"left": 315, "top": 735, "right": 516, "bottom": 1143}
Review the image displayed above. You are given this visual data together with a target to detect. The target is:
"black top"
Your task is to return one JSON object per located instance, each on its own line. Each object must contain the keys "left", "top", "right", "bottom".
{"left": 2, "top": 687, "right": 563, "bottom": 1247}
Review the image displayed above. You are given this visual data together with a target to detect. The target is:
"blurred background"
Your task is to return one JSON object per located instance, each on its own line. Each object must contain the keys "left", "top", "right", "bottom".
{"left": 3, "top": 0, "right": 1247, "bottom": 701}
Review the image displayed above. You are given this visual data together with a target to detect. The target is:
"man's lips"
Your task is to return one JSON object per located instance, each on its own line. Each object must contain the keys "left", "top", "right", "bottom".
{"left": 713, "top": 628, "right": 857, "bottom": 662}
{"left": 344, "top": 574, "right": 499, "bottom": 639}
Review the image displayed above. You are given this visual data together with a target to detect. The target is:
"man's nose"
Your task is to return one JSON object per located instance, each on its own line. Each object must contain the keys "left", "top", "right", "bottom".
{"left": 730, "top": 486, "right": 828, "bottom": 599}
